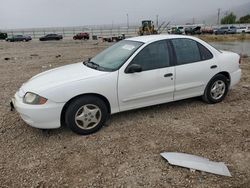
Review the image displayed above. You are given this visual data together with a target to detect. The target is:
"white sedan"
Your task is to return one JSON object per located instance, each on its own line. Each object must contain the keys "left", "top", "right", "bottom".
{"left": 11, "top": 35, "right": 241, "bottom": 135}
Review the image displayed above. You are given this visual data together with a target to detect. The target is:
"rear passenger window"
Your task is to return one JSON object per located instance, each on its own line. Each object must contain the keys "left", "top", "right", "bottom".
{"left": 198, "top": 43, "right": 213, "bottom": 60}
{"left": 171, "top": 38, "right": 201, "bottom": 65}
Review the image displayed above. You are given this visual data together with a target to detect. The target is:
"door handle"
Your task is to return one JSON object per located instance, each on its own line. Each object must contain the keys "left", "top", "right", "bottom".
{"left": 210, "top": 65, "right": 217, "bottom": 69}
{"left": 164, "top": 73, "right": 173, "bottom": 77}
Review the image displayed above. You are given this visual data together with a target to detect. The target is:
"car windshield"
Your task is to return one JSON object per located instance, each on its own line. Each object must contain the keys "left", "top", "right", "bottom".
{"left": 88, "top": 40, "right": 143, "bottom": 71}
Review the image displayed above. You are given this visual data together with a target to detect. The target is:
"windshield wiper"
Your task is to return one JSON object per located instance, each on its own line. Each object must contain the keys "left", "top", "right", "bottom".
{"left": 83, "top": 58, "right": 100, "bottom": 69}
{"left": 83, "top": 58, "right": 113, "bottom": 72}
{"left": 83, "top": 57, "right": 92, "bottom": 65}
{"left": 88, "top": 61, "right": 100, "bottom": 68}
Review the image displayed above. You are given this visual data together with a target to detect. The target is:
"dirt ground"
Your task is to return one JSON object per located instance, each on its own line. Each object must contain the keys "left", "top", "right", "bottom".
{"left": 0, "top": 39, "right": 250, "bottom": 188}
{"left": 199, "top": 33, "right": 250, "bottom": 42}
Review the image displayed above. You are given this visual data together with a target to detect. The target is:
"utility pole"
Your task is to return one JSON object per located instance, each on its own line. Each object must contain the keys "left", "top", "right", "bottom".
{"left": 217, "top": 8, "right": 221, "bottom": 25}
{"left": 156, "top": 15, "right": 159, "bottom": 28}
{"left": 126, "top": 14, "right": 129, "bottom": 29}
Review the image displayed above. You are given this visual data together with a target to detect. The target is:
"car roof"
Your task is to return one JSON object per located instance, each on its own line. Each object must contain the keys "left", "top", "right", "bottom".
{"left": 126, "top": 34, "right": 197, "bottom": 43}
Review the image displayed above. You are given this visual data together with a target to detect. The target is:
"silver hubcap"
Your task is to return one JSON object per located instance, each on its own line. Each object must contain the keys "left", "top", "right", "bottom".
{"left": 210, "top": 80, "right": 226, "bottom": 100}
{"left": 75, "top": 104, "right": 102, "bottom": 130}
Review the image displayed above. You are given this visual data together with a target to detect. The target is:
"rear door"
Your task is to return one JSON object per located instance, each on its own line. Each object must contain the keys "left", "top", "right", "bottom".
{"left": 171, "top": 38, "right": 219, "bottom": 100}
{"left": 48, "top": 34, "right": 54, "bottom": 40}
{"left": 118, "top": 40, "right": 175, "bottom": 111}
{"left": 17, "top": 35, "right": 23, "bottom": 41}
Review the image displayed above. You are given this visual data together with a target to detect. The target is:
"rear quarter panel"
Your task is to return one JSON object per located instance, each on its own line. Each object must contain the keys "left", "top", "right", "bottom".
{"left": 217, "top": 51, "right": 241, "bottom": 87}
{"left": 217, "top": 51, "right": 240, "bottom": 74}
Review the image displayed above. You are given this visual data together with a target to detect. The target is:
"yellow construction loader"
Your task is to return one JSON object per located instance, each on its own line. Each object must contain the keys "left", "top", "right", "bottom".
{"left": 138, "top": 20, "right": 158, "bottom": 35}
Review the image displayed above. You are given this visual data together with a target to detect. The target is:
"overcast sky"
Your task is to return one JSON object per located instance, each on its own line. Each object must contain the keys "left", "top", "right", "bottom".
{"left": 0, "top": 0, "right": 249, "bottom": 29}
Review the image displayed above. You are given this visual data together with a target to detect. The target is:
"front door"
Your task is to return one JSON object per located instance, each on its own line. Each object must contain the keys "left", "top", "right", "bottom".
{"left": 118, "top": 40, "right": 175, "bottom": 111}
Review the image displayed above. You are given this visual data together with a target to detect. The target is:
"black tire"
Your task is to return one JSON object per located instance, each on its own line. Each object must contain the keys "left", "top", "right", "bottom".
{"left": 202, "top": 74, "right": 229, "bottom": 104}
{"left": 65, "top": 96, "right": 108, "bottom": 135}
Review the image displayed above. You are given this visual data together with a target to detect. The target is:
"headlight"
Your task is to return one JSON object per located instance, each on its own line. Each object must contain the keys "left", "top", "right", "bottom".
{"left": 23, "top": 92, "right": 47, "bottom": 105}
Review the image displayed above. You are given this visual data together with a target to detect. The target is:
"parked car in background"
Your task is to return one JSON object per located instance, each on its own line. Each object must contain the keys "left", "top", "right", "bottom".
{"left": 73, "top": 32, "right": 89, "bottom": 40}
{"left": 102, "top": 34, "right": 126, "bottom": 42}
{"left": 236, "top": 26, "right": 250, "bottom": 33}
{"left": 39, "top": 34, "right": 63, "bottom": 41}
{"left": 0, "top": 32, "right": 8, "bottom": 40}
{"left": 215, "top": 26, "right": 237, "bottom": 35}
{"left": 212, "top": 27, "right": 219, "bottom": 34}
{"left": 185, "top": 26, "right": 201, "bottom": 35}
{"left": 6, "top": 35, "right": 32, "bottom": 42}
{"left": 170, "top": 26, "right": 184, "bottom": 34}
{"left": 201, "top": 27, "right": 214, "bottom": 34}
{"left": 11, "top": 35, "right": 241, "bottom": 135}
{"left": 247, "top": 27, "right": 250, "bottom": 33}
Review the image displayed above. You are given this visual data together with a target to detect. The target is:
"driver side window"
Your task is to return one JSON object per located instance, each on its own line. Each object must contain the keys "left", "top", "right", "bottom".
{"left": 130, "top": 40, "right": 170, "bottom": 71}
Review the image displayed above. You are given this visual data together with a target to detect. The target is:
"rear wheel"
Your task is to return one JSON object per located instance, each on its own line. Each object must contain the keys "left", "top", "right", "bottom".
{"left": 202, "top": 74, "right": 229, "bottom": 104}
{"left": 65, "top": 96, "right": 108, "bottom": 135}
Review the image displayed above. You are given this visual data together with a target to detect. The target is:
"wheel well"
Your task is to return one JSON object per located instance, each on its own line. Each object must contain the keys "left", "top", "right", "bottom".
{"left": 203, "top": 71, "right": 231, "bottom": 96}
{"left": 60, "top": 93, "right": 111, "bottom": 126}
{"left": 218, "top": 71, "right": 231, "bottom": 85}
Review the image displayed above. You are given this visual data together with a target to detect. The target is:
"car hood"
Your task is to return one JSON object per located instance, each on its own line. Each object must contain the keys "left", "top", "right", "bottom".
{"left": 21, "top": 62, "right": 109, "bottom": 95}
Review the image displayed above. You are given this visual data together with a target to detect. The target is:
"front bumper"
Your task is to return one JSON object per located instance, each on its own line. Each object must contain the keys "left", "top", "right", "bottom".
{"left": 11, "top": 92, "right": 64, "bottom": 129}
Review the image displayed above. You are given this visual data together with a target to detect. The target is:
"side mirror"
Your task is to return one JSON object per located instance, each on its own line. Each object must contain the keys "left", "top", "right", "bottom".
{"left": 126, "top": 64, "right": 142, "bottom": 73}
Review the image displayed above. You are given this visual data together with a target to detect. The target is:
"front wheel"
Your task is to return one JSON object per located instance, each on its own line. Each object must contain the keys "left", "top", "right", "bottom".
{"left": 65, "top": 96, "right": 108, "bottom": 135}
{"left": 202, "top": 74, "right": 229, "bottom": 104}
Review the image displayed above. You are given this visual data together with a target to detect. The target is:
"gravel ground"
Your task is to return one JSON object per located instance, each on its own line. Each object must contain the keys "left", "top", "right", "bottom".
{"left": 0, "top": 39, "right": 249, "bottom": 188}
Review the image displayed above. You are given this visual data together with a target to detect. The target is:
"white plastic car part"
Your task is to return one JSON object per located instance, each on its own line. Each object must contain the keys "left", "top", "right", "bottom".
{"left": 160, "top": 152, "right": 231, "bottom": 177}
